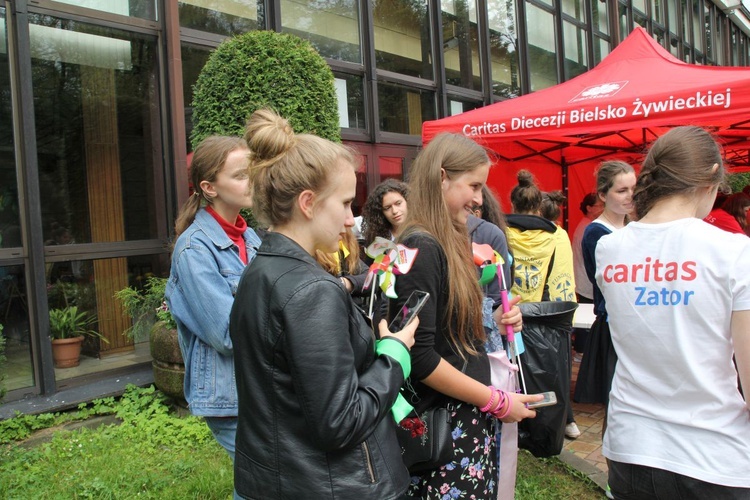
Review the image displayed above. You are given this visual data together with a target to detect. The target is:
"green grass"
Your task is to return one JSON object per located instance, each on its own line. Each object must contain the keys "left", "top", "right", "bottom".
{"left": 516, "top": 449, "right": 604, "bottom": 499}
{"left": 0, "top": 386, "right": 602, "bottom": 499}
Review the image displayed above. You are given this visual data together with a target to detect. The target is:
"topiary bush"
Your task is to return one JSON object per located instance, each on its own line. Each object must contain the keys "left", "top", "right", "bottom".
{"left": 190, "top": 30, "right": 341, "bottom": 148}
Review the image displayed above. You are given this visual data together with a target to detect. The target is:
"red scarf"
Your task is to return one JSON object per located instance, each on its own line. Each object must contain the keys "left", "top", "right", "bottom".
{"left": 206, "top": 206, "right": 249, "bottom": 264}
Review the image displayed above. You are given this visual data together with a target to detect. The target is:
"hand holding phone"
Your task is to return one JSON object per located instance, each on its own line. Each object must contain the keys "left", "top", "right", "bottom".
{"left": 388, "top": 291, "right": 430, "bottom": 332}
{"left": 526, "top": 391, "right": 557, "bottom": 409}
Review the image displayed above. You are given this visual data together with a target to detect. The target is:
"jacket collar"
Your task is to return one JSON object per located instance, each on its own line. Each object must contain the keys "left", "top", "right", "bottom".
{"left": 506, "top": 213, "right": 557, "bottom": 233}
{"left": 193, "top": 208, "right": 262, "bottom": 250}
{"left": 258, "top": 231, "right": 320, "bottom": 267}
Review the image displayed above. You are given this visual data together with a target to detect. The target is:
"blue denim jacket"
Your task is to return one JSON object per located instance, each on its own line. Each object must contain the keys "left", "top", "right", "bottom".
{"left": 165, "top": 209, "right": 261, "bottom": 416}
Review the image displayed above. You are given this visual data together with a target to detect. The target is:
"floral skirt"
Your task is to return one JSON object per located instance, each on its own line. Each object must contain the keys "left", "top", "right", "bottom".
{"left": 406, "top": 402, "right": 497, "bottom": 499}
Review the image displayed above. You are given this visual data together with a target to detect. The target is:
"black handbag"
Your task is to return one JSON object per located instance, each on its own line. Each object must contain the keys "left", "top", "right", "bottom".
{"left": 394, "top": 360, "right": 466, "bottom": 474}
{"left": 395, "top": 405, "right": 454, "bottom": 473}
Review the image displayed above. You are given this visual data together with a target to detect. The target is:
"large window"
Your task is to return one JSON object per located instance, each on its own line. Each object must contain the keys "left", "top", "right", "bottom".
{"left": 281, "top": 0, "right": 361, "bottom": 63}
{"left": 30, "top": 15, "right": 164, "bottom": 244}
{"left": 526, "top": 2, "right": 558, "bottom": 91}
{"left": 488, "top": 0, "right": 520, "bottom": 97}
{"left": 334, "top": 72, "right": 367, "bottom": 131}
{"left": 378, "top": 81, "right": 435, "bottom": 135}
{"left": 372, "top": 0, "right": 433, "bottom": 79}
{"left": 179, "top": 0, "right": 262, "bottom": 36}
{"left": 442, "top": 0, "right": 482, "bottom": 90}
{"left": 53, "top": 0, "right": 158, "bottom": 21}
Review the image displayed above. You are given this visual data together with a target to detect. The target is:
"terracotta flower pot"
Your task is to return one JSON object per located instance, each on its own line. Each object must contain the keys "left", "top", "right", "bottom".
{"left": 51, "top": 336, "right": 85, "bottom": 368}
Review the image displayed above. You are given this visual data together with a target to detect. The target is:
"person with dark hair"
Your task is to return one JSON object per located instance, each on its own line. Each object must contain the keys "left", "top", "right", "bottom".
{"left": 598, "top": 126, "right": 750, "bottom": 498}
{"left": 230, "top": 109, "right": 416, "bottom": 499}
{"left": 507, "top": 171, "right": 575, "bottom": 303}
{"left": 572, "top": 193, "right": 604, "bottom": 304}
{"left": 571, "top": 192, "right": 604, "bottom": 363}
{"left": 704, "top": 189, "right": 745, "bottom": 235}
{"left": 361, "top": 178, "right": 410, "bottom": 244}
{"left": 538, "top": 189, "right": 581, "bottom": 439}
{"left": 165, "top": 135, "right": 262, "bottom": 461}
{"left": 469, "top": 185, "right": 512, "bottom": 304}
{"left": 721, "top": 192, "right": 750, "bottom": 236}
{"left": 391, "top": 133, "right": 539, "bottom": 498}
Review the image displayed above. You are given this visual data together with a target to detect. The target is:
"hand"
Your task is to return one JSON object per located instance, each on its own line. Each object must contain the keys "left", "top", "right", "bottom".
{"left": 499, "top": 392, "right": 543, "bottom": 423}
{"left": 493, "top": 295, "right": 523, "bottom": 333}
{"left": 378, "top": 318, "right": 418, "bottom": 350}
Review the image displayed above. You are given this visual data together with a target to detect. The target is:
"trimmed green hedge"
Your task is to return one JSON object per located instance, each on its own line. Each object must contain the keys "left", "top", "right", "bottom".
{"left": 190, "top": 30, "right": 341, "bottom": 148}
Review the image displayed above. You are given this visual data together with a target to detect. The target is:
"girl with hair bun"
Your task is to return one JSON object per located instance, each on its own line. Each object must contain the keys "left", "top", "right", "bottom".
{"left": 166, "top": 135, "right": 262, "bottom": 461}
{"left": 506, "top": 171, "right": 575, "bottom": 303}
{"left": 390, "top": 133, "right": 540, "bottom": 499}
{"left": 597, "top": 126, "right": 750, "bottom": 498}
{"left": 229, "top": 108, "right": 417, "bottom": 499}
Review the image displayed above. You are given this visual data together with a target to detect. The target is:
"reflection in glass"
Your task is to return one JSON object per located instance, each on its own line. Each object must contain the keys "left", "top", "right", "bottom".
{"left": 667, "top": 0, "right": 677, "bottom": 33}
{"left": 378, "top": 82, "right": 435, "bottom": 135}
{"left": 619, "top": 3, "right": 631, "bottom": 42}
{"left": 448, "top": 99, "right": 481, "bottom": 116}
{"left": 1, "top": 264, "right": 33, "bottom": 392}
{"left": 692, "top": 0, "right": 704, "bottom": 53}
{"left": 527, "top": 3, "right": 558, "bottom": 91}
{"left": 54, "top": 0, "right": 158, "bottom": 21}
{"left": 45, "top": 254, "right": 169, "bottom": 383}
{"left": 373, "top": 0, "right": 432, "bottom": 79}
{"left": 0, "top": 9, "right": 21, "bottom": 251}
{"left": 281, "top": 0, "right": 360, "bottom": 63}
{"left": 488, "top": 0, "right": 520, "bottom": 97}
{"left": 181, "top": 44, "right": 213, "bottom": 151}
{"left": 563, "top": 21, "right": 587, "bottom": 80}
{"left": 379, "top": 157, "right": 404, "bottom": 181}
{"left": 442, "top": 0, "right": 482, "bottom": 90}
{"left": 29, "top": 15, "right": 163, "bottom": 244}
{"left": 705, "top": 4, "right": 712, "bottom": 61}
{"left": 632, "top": 0, "right": 646, "bottom": 13}
{"left": 652, "top": 0, "right": 664, "bottom": 24}
{"left": 333, "top": 72, "right": 366, "bottom": 130}
{"left": 594, "top": 36, "right": 611, "bottom": 64}
{"left": 561, "top": 0, "right": 585, "bottom": 22}
{"left": 178, "top": 0, "right": 261, "bottom": 36}
{"left": 593, "top": 0, "right": 609, "bottom": 34}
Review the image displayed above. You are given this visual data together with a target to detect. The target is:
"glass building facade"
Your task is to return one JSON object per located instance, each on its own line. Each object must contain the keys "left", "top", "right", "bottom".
{"left": 1, "top": 0, "right": 749, "bottom": 404}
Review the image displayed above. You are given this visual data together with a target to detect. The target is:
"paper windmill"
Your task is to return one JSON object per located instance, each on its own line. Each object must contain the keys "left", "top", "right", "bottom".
{"left": 363, "top": 237, "right": 419, "bottom": 299}
{"left": 472, "top": 242, "right": 505, "bottom": 286}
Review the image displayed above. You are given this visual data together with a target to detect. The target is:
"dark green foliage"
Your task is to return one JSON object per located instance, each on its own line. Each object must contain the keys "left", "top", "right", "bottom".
{"left": 727, "top": 172, "right": 750, "bottom": 193}
{"left": 191, "top": 30, "right": 341, "bottom": 148}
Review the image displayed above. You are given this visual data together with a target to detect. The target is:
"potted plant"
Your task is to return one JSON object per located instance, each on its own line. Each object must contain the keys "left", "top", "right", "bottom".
{"left": 48, "top": 306, "right": 107, "bottom": 368}
{"left": 115, "top": 277, "right": 184, "bottom": 402}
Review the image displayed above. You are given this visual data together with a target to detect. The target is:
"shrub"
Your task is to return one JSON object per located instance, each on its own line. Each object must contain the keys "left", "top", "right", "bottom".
{"left": 190, "top": 30, "right": 341, "bottom": 148}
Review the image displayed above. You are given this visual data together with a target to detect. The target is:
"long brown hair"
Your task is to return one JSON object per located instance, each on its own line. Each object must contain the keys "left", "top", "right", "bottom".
{"left": 401, "top": 133, "right": 489, "bottom": 356}
{"left": 634, "top": 127, "right": 723, "bottom": 219}
{"left": 174, "top": 136, "right": 248, "bottom": 238}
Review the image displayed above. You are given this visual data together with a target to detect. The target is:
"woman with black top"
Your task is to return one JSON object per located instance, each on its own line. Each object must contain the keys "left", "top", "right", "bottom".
{"left": 391, "top": 133, "right": 540, "bottom": 499}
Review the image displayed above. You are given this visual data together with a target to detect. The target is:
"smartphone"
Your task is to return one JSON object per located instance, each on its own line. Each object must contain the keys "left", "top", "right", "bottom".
{"left": 388, "top": 291, "right": 430, "bottom": 332}
{"left": 527, "top": 391, "right": 557, "bottom": 409}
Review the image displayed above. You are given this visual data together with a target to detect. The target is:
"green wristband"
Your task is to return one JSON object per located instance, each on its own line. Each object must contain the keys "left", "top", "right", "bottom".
{"left": 376, "top": 338, "right": 411, "bottom": 380}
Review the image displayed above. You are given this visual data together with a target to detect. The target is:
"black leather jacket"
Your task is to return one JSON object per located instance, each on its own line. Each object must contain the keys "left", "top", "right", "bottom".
{"left": 230, "top": 232, "right": 410, "bottom": 499}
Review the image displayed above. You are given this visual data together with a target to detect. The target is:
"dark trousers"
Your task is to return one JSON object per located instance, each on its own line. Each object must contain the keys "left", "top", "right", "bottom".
{"left": 609, "top": 460, "right": 750, "bottom": 500}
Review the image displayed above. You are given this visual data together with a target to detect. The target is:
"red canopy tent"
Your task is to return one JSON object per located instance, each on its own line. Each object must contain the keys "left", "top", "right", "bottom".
{"left": 422, "top": 26, "right": 750, "bottom": 232}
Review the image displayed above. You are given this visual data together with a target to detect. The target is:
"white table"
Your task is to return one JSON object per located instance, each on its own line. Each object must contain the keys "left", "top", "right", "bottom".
{"left": 572, "top": 303, "right": 596, "bottom": 329}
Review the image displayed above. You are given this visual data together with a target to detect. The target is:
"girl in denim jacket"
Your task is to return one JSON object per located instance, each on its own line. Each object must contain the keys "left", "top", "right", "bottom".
{"left": 166, "top": 136, "right": 262, "bottom": 461}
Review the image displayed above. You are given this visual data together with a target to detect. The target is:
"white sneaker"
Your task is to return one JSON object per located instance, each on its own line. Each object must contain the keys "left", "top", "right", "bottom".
{"left": 565, "top": 422, "right": 581, "bottom": 439}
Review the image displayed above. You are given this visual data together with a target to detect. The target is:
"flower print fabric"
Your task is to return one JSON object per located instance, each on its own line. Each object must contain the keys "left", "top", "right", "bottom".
{"left": 407, "top": 402, "right": 497, "bottom": 499}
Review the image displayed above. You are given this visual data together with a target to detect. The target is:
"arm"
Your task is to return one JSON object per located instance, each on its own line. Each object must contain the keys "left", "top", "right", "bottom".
{"left": 282, "top": 279, "right": 407, "bottom": 450}
{"left": 394, "top": 234, "right": 536, "bottom": 421}
{"left": 169, "top": 244, "right": 237, "bottom": 355}
{"left": 731, "top": 310, "right": 750, "bottom": 411}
